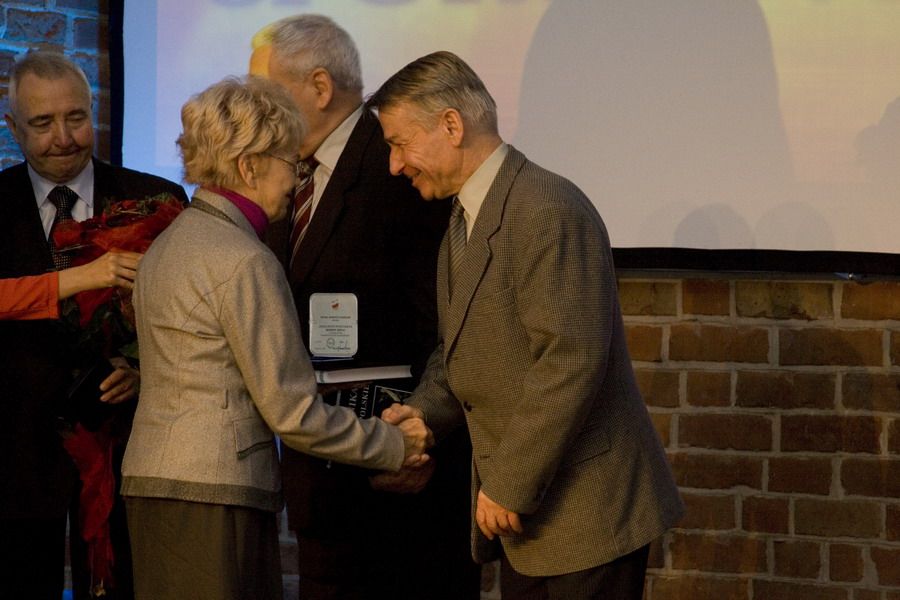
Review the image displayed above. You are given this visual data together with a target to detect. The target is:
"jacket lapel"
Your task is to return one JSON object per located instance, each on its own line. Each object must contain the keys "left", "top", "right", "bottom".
{"left": 442, "top": 147, "right": 527, "bottom": 357}
{"left": 289, "top": 111, "right": 378, "bottom": 285}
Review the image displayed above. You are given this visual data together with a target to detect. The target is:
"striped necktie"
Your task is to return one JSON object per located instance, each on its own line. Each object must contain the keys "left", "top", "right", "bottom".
{"left": 448, "top": 197, "right": 467, "bottom": 299}
{"left": 289, "top": 158, "right": 318, "bottom": 267}
{"left": 48, "top": 185, "right": 78, "bottom": 270}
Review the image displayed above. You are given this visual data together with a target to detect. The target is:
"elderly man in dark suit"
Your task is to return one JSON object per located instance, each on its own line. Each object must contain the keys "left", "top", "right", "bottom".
{"left": 0, "top": 50, "right": 188, "bottom": 599}
{"left": 369, "top": 51, "right": 685, "bottom": 600}
{"left": 249, "top": 15, "right": 480, "bottom": 600}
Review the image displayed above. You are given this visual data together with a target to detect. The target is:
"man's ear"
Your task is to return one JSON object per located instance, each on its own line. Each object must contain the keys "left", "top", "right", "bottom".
{"left": 440, "top": 108, "right": 465, "bottom": 147}
{"left": 4, "top": 113, "right": 20, "bottom": 142}
{"left": 310, "top": 68, "right": 334, "bottom": 110}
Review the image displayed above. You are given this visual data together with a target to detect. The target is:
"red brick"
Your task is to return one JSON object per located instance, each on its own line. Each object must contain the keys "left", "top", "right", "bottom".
{"left": 871, "top": 546, "right": 900, "bottom": 586}
{"left": 670, "top": 324, "right": 769, "bottom": 363}
{"left": 679, "top": 414, "right": 772, "bottom": 451}
{"left": 626, "top": 325, "right": 664, "bottom": 362}
{"left": 795, "top": 499, "right": 882, "bottom": 538}
{"left": 891, "top": 419, "right": 900, "bottom": 455}
{"left": 736, "top": 280, "right": 833, "bottom": 320}
{"left": 686, "top": 371, "right": 731, "bottom": 407}
{"left": 649, "top": 575, "right": 749, "bottom": 600}
{"left": 5, "top": 9, "right": 67, "bottom": 44}
{"left": 736, "top": 370, "right": 835, "bottom": 409}
{"left": 773, "top": 539, "right": 821, "bottom": 579}
{"left": 842, "top": 281, "right": 900, "bottom": 320}
{"left": 841, "top": 458, "right": 900, "bottom": 498}
{"left": 670, "top": 532, "right": 766, "bottom": 574}
{"left": 888, "top": 504, "right": 900, "bottom": 542}
{"left": 618, "top": 281, "right": 677, "bottom": 316}
{"left": 852, "top": 590, "right": 881, "bottom": 600}
{"left": 781, "top": 415, "right": 881, "bottom": 454}
{"left": 742, "top": 496, "right": 789, "bottom": 534}
{"left": 829, "top": 544, "right": 864, "bottom": 583}
{"left": 683, "top": 279, "right": 730, "bottom": 316}
{"left": 779, "top": 328, "right": 883, "bottom": 367}
{"left": 769, "top": 456, "right": 833, "bottom": 495}
{"left": 892, "top": 331, "right": 900, "bottom": 366}
{"left": 650, "top": 412, "right": 672, "bottom": 447}
{"left": 670, "top": 453, "right": 763, "bottom": 490}
{"left": 843, "top": 372, "right": 900, "bottom": 412}
{"left": 679, "top": 492, "right": 735, "bottom": 530}
{"left": 635, "top": 369, "right": 680, "bottom": 408}
{"left": 752, "top": 580, "right": 847, "bottom": 600}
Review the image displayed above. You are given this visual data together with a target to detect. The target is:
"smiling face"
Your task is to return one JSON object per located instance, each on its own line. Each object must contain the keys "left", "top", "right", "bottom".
{"left": 378, "top": 102, "right": 464, "bottom": 201}
{"left": 5, "top": 72, "right": 94, "bottom": 183}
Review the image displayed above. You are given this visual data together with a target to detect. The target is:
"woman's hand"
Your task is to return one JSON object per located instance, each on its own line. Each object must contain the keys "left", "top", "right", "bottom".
{"left": 58, "top": 251, "right": 143, "bottom": 299}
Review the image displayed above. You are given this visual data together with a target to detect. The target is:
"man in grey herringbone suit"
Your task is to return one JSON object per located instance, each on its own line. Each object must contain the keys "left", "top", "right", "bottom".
{"left": 368, "top": 51, "right": 684, "bottom": 600}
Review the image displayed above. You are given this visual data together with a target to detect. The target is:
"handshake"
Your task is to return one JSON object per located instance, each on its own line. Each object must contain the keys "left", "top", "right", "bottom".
{"left": 376, "top": 404, "right": 437, "bottom": 494}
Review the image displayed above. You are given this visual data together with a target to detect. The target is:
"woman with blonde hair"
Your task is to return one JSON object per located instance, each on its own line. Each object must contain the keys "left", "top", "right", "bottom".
{"left": 121, "top": 76, "right": 430, "bottom": 600}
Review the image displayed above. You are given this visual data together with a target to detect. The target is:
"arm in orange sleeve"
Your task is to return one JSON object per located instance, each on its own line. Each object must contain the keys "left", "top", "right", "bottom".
{"left": 0, "top": 273, "right": 61, "bottom": 320}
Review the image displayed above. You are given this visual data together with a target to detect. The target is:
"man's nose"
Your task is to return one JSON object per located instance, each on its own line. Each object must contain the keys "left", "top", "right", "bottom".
{"left": 388, "top": 148, "right": 404, "bottom": 176}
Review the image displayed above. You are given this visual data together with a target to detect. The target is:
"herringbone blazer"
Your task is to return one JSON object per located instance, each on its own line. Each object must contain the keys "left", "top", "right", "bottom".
{"left": 410, "top": 146, "right": 684, "bottom": 577}
{"left": 121, "top": 189, "right": 404, "bottom": 512}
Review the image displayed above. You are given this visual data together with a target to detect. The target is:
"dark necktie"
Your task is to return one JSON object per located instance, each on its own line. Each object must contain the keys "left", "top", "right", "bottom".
{"left": 289, "top": 158, "right": 318, "bottom": 268}
{"left": 48, "top": 185, "right": 78, "bottom": 270}
{"left": 448, "top": 197, "right": 467, "bottom": 299}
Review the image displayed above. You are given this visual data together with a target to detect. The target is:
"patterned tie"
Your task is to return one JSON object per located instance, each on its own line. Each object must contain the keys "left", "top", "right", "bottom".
{"left": 289, "top": 157, "right": 318, "bottom": 268}
{"left": 448, "top": 197, "right": 467, "bottom": 299}
{"left": 48, "top": 185, "right": 78, "bottom": 270}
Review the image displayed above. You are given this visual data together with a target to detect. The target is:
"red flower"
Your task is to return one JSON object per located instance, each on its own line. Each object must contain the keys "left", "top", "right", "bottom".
{"left": 53, "top": 194, "right": 184, "bottom": 331}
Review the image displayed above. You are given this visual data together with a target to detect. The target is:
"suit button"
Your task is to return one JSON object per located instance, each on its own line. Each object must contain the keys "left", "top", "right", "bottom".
{"left": 462, "top": 401, "right": 473, "bottom": 412}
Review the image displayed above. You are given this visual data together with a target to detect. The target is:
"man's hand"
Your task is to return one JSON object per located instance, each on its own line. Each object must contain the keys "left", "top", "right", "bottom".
{"left": 476, "top": 489, "right": 523, "bottom": 540}
{"left": 380, "top": 403, "right": 433, "bottom": 467}
{"left": 369, "top": 459, "right": 437, "bottom": 494}
{"left": 99, "top": 357, "right": 139, "bottom": 404}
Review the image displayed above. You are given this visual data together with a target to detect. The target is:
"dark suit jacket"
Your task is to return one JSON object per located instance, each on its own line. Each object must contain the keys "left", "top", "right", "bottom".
{"left": 411, "top": 146, "right": 684, "bottom": 576}
{"left": 275, "top": 111, "right": 465, "bottom": 533}
{"left": 0, "top": 158, "right": 188, "bottom": 520}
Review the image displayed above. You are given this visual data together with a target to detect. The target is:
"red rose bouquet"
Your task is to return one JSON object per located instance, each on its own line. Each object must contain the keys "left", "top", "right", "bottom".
{"left": 53, "top": 193, "right": 184, "bottom": 357}
{"left": 51, "top": 193, "right": 183, "bottom": 597}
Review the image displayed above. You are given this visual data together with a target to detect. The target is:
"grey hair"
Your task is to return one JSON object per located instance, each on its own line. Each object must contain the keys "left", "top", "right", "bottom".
{"left": 366, "top": 51, "right": 498, "bottom": 134}
{"left": 267, "top": 14, "right": 362, "bottom": 93}
{"left": 177, "top": 76, "right": 306, "bottom": 188}
{"left": 7, "top": 51, "right": 92, "bottom": 116}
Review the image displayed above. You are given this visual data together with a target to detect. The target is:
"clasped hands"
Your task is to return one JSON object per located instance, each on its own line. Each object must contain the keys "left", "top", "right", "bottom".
{"left": 370, "top": 404, "right": 436, "bottom": 493}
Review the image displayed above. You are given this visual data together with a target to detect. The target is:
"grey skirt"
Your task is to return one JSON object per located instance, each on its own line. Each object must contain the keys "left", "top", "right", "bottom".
{"left": 125, "top": 496, "right": 282, "bottom": 600}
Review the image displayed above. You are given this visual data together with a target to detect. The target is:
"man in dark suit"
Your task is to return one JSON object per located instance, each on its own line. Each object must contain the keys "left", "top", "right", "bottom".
{"left": 249, "top": 15, "right": 480, "bottom": 600}
{"left": 369, "top": 52, "right": 685, "bottom": 600}
{"left": 0, "top": 51, "right": 188, "bottom": 599}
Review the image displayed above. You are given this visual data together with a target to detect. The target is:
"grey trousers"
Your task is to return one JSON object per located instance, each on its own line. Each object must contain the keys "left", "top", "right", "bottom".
{"left": 126, "top": 496, "right": 282, "bottom": 600}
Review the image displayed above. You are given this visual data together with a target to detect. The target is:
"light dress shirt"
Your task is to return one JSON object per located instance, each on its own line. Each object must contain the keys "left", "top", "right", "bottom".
{"left": 455, "top": 142, "right": 509, "bottom": 239}
{"left": 28, "top": 162, "right": 95, "bottom": 238}
{"left": 307, "top": 105, "right": 363, "bottom": 219}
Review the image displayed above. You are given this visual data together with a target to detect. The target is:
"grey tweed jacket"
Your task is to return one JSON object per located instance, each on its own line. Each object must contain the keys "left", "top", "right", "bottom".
{"left": 121, "top": 188, "right": 404, "bottom": 512}
{"left": 410, "top": 146, "right": 684, "bottom": 577}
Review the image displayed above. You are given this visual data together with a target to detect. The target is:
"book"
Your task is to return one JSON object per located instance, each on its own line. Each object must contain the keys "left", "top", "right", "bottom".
{"left": 313, "top": 363, "right": 412, "bottom": 384}
{"left": 323, "top": 382, "right": 414, "bottom": 420}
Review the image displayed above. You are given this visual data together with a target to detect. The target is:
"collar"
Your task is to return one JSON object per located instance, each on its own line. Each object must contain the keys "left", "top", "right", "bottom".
{"left": 455, "top": 142, "right": 508, "bottom": 237}
{"left": 311, "top": 105, "right": 363, "bottom": 177}
{"left": 29, "top": 160, "right": 95, "bottom": 212}
{"left": 204, "top": 185, "right": 269, "bottom": 239}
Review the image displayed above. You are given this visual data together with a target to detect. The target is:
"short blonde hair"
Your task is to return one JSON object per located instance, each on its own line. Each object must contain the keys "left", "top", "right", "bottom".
{"left": 177, "top": 76, "right": 306, "bottom": 188}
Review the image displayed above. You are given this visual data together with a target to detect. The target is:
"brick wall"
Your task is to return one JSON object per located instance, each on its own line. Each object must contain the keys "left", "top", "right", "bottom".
{"left": 623, "top": 276, "right": 900, "bottom": 600}
{"left": 0, "top": 0, "right": 111, "bottom": 170}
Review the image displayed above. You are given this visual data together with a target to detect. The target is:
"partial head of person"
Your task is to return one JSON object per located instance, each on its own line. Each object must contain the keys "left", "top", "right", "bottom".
{"left": 4, "top": 50, "right": 94, "bottom": 184}
{"left": 177, "top": 76, "right": 306, "bottom": 223}
{"left": 249, "top": 14, "right": 362, "bottom": 158}
{"left": 366, "top": 51, "right": 501, "bottom": 201}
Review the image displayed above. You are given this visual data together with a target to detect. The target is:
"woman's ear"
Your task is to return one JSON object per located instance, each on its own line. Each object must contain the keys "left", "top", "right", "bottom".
{"left": 237, "top": 153, "right": 259, "bottom": 189}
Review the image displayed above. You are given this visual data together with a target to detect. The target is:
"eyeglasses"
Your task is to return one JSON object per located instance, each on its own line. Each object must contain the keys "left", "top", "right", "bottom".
{"left": 265, "top": 153, "right": 305, "bottom": 179}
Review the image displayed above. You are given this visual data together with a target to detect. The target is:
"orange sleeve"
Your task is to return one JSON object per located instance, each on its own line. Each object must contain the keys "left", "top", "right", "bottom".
{"left": 0, "top": 273, "right": 61, "bottom": 320}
